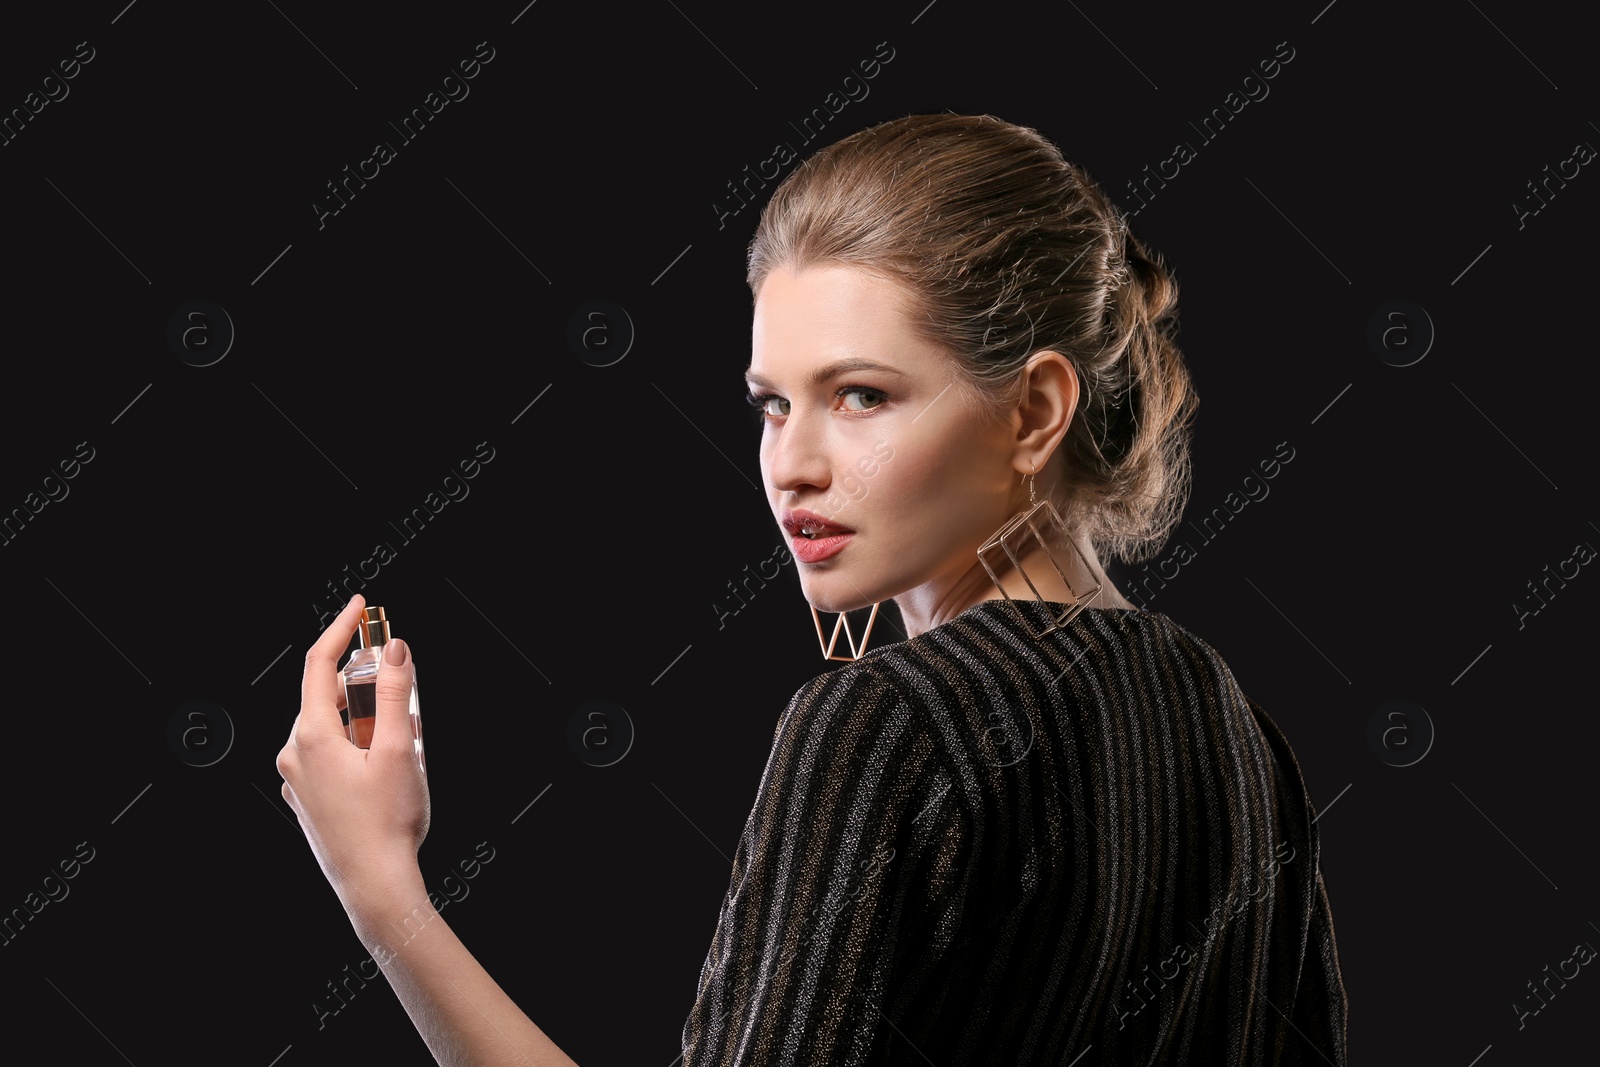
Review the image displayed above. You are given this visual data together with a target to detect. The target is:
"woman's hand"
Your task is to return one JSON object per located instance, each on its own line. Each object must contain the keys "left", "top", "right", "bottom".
{"left": 276, "top": 594, "right": 430, "bottom": 914}
{"left": 277, "top": 599, "right": 582, "bottom": 1066}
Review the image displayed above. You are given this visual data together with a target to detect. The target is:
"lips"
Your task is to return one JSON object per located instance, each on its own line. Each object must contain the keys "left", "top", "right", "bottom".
{"left": 789, "top": 530, "right": 853, "bottom": 564}
{"left": 781, "top": 509, "right": 855, "bottom": 564}
{"left": 781, "top": 509, "right": 854, "bottom": 540}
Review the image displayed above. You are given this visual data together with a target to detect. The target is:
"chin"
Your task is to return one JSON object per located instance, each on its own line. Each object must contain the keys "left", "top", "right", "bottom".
{"left": 801, "top": 577, "right": 878, "bottom": 616}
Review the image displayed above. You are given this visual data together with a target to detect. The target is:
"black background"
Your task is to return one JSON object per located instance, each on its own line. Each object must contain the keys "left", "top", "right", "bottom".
{"left": 1, "top": 1, "right": 1594, "bottom": 1063}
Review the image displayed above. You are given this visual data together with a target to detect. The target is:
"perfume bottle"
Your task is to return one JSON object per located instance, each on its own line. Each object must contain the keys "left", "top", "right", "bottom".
{"left": 339, "top": 606, "right": 425, "bottom": 773}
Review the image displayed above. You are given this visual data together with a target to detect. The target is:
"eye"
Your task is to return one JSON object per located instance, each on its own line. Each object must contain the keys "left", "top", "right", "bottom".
{"left": 838, "top": 386, "right": 887, "bottom": 412}
{"left": 745, "top": 386, "right": 887, "bottom": 419}
{"left": 746, "top": 391, "right": 789, "bottom": 418}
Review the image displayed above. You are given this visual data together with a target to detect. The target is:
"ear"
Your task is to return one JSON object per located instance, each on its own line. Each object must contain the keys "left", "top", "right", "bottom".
{"left": 1011, "top": 350, "right": 1078, "bottom": 475}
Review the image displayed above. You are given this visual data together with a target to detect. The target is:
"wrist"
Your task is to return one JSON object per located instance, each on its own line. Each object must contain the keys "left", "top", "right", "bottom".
{"left": 340, "top": 860, "right": 431, "bottom": 947}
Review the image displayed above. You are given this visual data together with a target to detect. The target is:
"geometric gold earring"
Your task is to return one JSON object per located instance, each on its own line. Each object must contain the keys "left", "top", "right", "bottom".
{"left": 976, "top": 464, "right": 1102, "bottom": 638}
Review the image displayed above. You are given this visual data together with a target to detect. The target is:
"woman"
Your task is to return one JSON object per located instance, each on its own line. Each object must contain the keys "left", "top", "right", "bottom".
{"left": 277, "top": 113, "right": 1348, "bottom": 1065}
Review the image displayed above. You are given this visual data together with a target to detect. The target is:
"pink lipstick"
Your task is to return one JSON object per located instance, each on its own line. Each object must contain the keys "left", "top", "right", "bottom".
{"left": 781, "top": 508, "right": 855, "bottom": 565}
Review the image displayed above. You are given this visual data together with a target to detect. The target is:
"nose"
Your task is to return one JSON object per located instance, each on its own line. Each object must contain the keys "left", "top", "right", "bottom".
{"left": 765, "top": 410, "right": 832, "bottom": 498}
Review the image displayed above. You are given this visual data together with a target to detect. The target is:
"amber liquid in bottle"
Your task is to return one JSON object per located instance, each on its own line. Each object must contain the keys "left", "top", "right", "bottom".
{"left": 338, "top": 606, "right": 424, "bottom": 772}
{"left": 341, "top": 644, "right": 383, "bottom": 748}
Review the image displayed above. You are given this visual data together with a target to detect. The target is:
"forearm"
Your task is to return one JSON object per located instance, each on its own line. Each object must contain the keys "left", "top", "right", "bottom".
{"left": 346, "top": 869, "right": 581, "bottom": 1067}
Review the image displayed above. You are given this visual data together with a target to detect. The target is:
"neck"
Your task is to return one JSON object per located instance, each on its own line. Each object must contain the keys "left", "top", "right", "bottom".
{"left": 892, "top": 527, "right": 1136, "bottom": 639}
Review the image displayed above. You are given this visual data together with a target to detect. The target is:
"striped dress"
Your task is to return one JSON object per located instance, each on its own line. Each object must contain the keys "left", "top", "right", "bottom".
{"left": 681, "top": 598, "right": 1349, "bottom": 1065}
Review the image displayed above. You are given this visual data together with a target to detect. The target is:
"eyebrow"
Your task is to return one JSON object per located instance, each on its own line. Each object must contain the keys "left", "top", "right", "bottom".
{"left": 744, "top": 357, "right": 907, "bottom": 390}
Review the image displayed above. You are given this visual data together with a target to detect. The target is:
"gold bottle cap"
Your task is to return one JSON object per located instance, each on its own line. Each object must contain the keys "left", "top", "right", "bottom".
{"left": 357, "top": 606, "right": 390, "bottom": 649}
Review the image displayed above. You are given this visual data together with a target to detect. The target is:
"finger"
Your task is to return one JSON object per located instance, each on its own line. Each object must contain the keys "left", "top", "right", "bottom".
{"left": 372, "top": 636, "right": 417, "bottom": 756}
{"left": 299, "top": 594, "right": 367, "bottom": 742}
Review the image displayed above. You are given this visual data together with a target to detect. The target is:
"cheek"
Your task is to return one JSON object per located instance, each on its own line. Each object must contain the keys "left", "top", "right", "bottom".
{"left": 859, "top": 445, "right": 952, "bottom": 541}
{"left": 871, "top": 449, "right": 934, "bottom": 505}
{"left": 757, "top": 436, "right": 778, "bottom": 492}
{"left": 869, "top": 437, "right": 1005, "bottom": 544}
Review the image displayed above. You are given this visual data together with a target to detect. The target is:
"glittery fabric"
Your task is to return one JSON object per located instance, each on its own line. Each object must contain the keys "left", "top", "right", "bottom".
{"left": 681, "top": 599, "right": 1348, "bottom": 1065}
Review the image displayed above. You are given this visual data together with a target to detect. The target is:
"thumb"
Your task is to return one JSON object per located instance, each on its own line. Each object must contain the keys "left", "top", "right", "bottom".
{"left": 372, "top": 637, "right": 417, "bottom": 757}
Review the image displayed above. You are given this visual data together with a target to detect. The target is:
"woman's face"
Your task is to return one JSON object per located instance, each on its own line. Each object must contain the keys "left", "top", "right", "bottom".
{"left": 746, "top": 264, "right": 1022, "bottom": 616}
